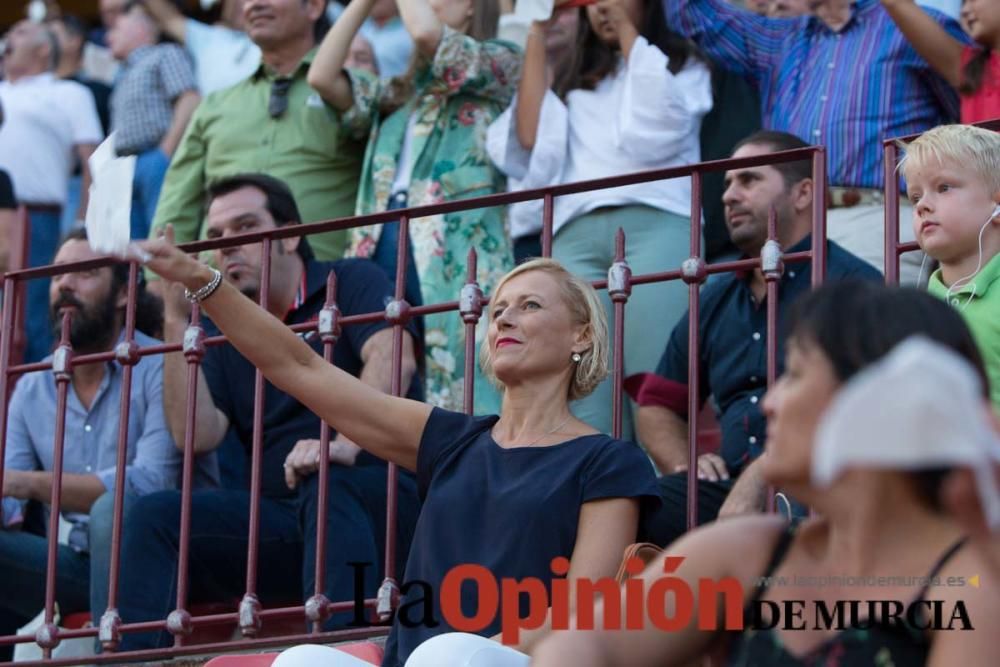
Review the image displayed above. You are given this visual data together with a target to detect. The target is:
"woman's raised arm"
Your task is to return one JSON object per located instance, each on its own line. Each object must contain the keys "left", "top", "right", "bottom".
{"left": 307, "top": 0, "right": 376, "bottom": 110}
{"left": 531, "top": 515, "right": 788, "bottom": 666}
{"left": 514, "top": 22, "right": 550, "bottom": 150}
{"left": 140, "top": 228, "right": 432, "bottom": 472}
{"left": 881, "top": 0, "right": 964, "bottom": 88}
{"left": 397, "top": 0, "right": 448, "bottom": 56}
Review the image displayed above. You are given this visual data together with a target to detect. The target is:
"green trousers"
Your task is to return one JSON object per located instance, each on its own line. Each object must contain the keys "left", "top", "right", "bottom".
{"left": 553, "top": 205, "right": 693, "bottom": 440}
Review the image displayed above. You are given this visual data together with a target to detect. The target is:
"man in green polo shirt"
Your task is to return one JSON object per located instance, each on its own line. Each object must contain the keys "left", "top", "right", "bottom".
{"left": 149, "top": 0, "right": 365, "bottom": 260}
{"left": 901, "top": 124, "right": 1000, "bottom": 414}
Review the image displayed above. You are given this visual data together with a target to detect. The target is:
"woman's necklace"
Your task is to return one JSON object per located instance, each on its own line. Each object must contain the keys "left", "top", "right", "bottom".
{"left": 522, "top": 415, "right": 572, "bottom": 448}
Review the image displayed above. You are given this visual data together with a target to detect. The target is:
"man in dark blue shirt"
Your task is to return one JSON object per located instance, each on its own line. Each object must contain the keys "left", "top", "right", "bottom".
{"left": 629, "top": 131, "right": 881, "bottom": 547}
{"left": 117, "top": 174, "right": 422, "bottom": 649}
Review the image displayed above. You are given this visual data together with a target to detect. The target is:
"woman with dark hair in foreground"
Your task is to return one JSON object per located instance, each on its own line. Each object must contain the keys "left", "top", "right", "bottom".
{"left": 533, "top": 281, "right": 1000, "bottom": 667}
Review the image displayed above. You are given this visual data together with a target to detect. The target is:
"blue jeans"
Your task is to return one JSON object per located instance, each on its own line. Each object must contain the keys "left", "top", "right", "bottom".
{"left": 130, "top": 148, "right": 170, "bottom": 241}
{"left": 0, "top": 493, "right": 135, "bottom": 660}
{"left": 60, "top": 175, "right": 82, "bottom": 237}
{"left": 0, "top": 493, "right": 136, "bottom": 658}
{"left": 640, "top": 473, "right": 735, "bottom": 547}
{"left": 25, "top": 208, "right": 62, "bottom": 363}
{"left": 88, "top": 492, "right": 136, "bottom": 625}
{"left": 0, "top": 520, "right": 91, "bottom": 661}
{"left": 117, "top": 460, "right": 419, "bottom": 650}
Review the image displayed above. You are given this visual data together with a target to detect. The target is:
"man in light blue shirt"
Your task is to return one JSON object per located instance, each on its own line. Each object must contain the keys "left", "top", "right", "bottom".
{"left": 139, "top": 0, "right": 261, "bottom": 94}
{"left": 328, "top": 0, "right": 414, "bottom": 78}
{"left": 0, "top": 229, "right": 218, "bottom": 652}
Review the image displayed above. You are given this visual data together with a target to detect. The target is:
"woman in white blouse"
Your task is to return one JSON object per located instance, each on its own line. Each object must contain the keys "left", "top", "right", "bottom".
{"left": 487, "top": 0, "right": 712, "bottom": 440}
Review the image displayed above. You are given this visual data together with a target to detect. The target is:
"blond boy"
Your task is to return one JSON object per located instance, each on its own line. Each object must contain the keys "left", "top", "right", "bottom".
{"left": 902, "top": 124, "right": 1000, "bottom": 412}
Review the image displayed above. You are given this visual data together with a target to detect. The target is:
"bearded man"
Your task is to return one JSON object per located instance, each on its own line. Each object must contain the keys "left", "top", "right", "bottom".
{"left": 0, "top": 229, "right": 217, "bottom": 658}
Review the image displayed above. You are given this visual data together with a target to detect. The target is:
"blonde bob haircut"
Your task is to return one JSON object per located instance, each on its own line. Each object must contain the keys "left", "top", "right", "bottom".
{"left": 480, "top": 258, "right": 609, "bottom": 402}
{"left": 899, "top": 124, "right": 1000, "bottom": 194}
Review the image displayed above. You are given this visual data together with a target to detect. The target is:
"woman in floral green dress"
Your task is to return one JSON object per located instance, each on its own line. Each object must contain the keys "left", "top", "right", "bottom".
{"left": 309, "top": 0, "right": 520, "bottom": 413}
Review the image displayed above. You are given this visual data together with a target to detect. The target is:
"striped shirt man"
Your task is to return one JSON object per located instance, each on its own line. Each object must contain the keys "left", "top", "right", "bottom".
{"left": 663, "top": 0, "right": 967, "bottom": 189}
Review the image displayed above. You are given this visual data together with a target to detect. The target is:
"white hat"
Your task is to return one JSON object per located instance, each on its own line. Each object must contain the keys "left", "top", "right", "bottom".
{"left": 812, "top": 336, "right": 1000, "bottom": 531}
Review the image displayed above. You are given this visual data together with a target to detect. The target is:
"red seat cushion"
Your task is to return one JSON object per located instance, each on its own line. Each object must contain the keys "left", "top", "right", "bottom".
{"left": 61, "top": 612, "right": 91, "bottom": 630}
{"left": 338, "top": 642, "right": 384, "bottom": 663}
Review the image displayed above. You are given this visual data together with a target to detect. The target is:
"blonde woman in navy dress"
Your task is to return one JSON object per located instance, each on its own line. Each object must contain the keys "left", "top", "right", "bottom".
{"left": 138, "top": 239, "right": 660, "bottom": 667}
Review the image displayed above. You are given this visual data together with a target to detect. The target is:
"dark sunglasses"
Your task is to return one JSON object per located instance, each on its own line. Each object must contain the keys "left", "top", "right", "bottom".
{"left": 268, "top": 78, "right": 293, "bottom": 119}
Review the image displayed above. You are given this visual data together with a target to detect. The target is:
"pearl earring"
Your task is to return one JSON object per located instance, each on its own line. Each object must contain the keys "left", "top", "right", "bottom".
{"left": 571, "top": 352, "right": 582, "bottom": 363}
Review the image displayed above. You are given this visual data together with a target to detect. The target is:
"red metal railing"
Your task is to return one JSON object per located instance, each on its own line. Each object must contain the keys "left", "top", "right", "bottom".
{"left": 4, "top": 206, "right": 30, "bottom": 368}
{"left": 0, "top": 145, "right": 827, "bottom": 664}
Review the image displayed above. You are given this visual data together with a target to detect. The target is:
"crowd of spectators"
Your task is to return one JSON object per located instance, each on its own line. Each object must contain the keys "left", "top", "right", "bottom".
{"left": 0, "top": 0, "right": 998, "bottom": 664}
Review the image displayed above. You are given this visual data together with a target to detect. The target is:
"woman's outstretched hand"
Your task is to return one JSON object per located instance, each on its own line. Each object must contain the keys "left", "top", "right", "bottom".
{"left": 138, "top": 225, "right": 215, "bottom": 291}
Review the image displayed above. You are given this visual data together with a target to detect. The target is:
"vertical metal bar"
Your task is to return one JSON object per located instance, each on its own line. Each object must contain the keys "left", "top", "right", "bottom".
{"left": 764, "top": 207, "right": 781, "bottom": 514}
{"left": 0, "top": 277, "right": 12, "bottom": 649}
{"left": 806, "top": 148, "right": 828, "bottom": 521}
{"left": 685, "top": 170, "right": 704, "bottom": 531}
{"left": 391, "top": 214, "right": 408, "bottom": 399}
{"left": 100, "top": 262, "right": 141, "bottom": 650}
{"left": 608, "top": 230, "right": 630, "bottom": 440}
{"left": 166, "top": 298, "right": 204, "bottom": 646}
{"left": 541, "top": 193, "right": 554, "bottom": 259}
{"left": 690, "top": 170, "right": 702, "bottom": 261}
{"left": 307, "top": 272, "right": 340, "bottom": 632}
{"left": 377, "top": 215, "right": 408, "bottom": 622}
{"left": 41, "top": 313, "right": 74, "bottom": 658}
{"left": 811, "top": 148, "right": 828, "bottom": 286}
{"left": 461, "top": 250, "right": 481, "bottom": 416}
{"left": 10, "top": 206, "right": 30, "bottom": 367}
{"left": 0, "top": 276, "right": 17, "bottom": 513}
{"left": 240, "top": 238, "right": 273, "bottom": 638}
{"left": 883, "top": 142, "right": 901, "bottom": 286}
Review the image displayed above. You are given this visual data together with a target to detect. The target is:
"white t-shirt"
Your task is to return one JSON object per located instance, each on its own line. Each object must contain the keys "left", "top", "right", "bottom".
{"left": 390, "top": 114, "right": 420, "bottom": 196}
{"left": 487, "top": 37, "right": 713, "bottom": 238}
{"left": 0, "top": 73, "right": 104, "bottom": 205}
{"left": 917, "top": 0, "right": 961, "bottom": 19}
{"left": 184, "top": 19, "right": 261, "bottom": 94}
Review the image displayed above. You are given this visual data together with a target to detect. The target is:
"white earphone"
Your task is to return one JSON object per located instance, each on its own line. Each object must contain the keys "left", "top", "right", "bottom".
{"left": 944, "top": 203, "right": 1000, "bottom": 309}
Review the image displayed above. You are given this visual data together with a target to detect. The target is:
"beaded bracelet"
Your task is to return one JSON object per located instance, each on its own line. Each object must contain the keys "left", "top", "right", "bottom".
{"left": 184, "top": 268, "right": 223, "bottom": 304}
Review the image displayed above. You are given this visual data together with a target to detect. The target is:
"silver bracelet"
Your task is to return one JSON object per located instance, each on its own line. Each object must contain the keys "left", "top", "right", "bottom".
{"left": 184, "top": 268, "right": 223, "bottom": 303}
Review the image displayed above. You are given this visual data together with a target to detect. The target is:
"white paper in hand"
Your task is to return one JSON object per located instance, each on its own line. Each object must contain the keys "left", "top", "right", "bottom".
{"left": 515, "top": 0, "right": 555, "bottom": 23}
{"left": 85, "top": 133, "right": 136, "bottom": 257}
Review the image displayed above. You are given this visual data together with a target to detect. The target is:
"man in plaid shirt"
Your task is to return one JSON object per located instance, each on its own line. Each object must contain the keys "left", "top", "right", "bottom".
{"left": 108, "top": 0, "right": 200, "bottom": 240}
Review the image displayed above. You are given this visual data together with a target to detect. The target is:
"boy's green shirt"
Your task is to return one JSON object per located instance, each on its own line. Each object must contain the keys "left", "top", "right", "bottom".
{"left": 928, "top": 252, "right": 1000, "bottom": 414}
